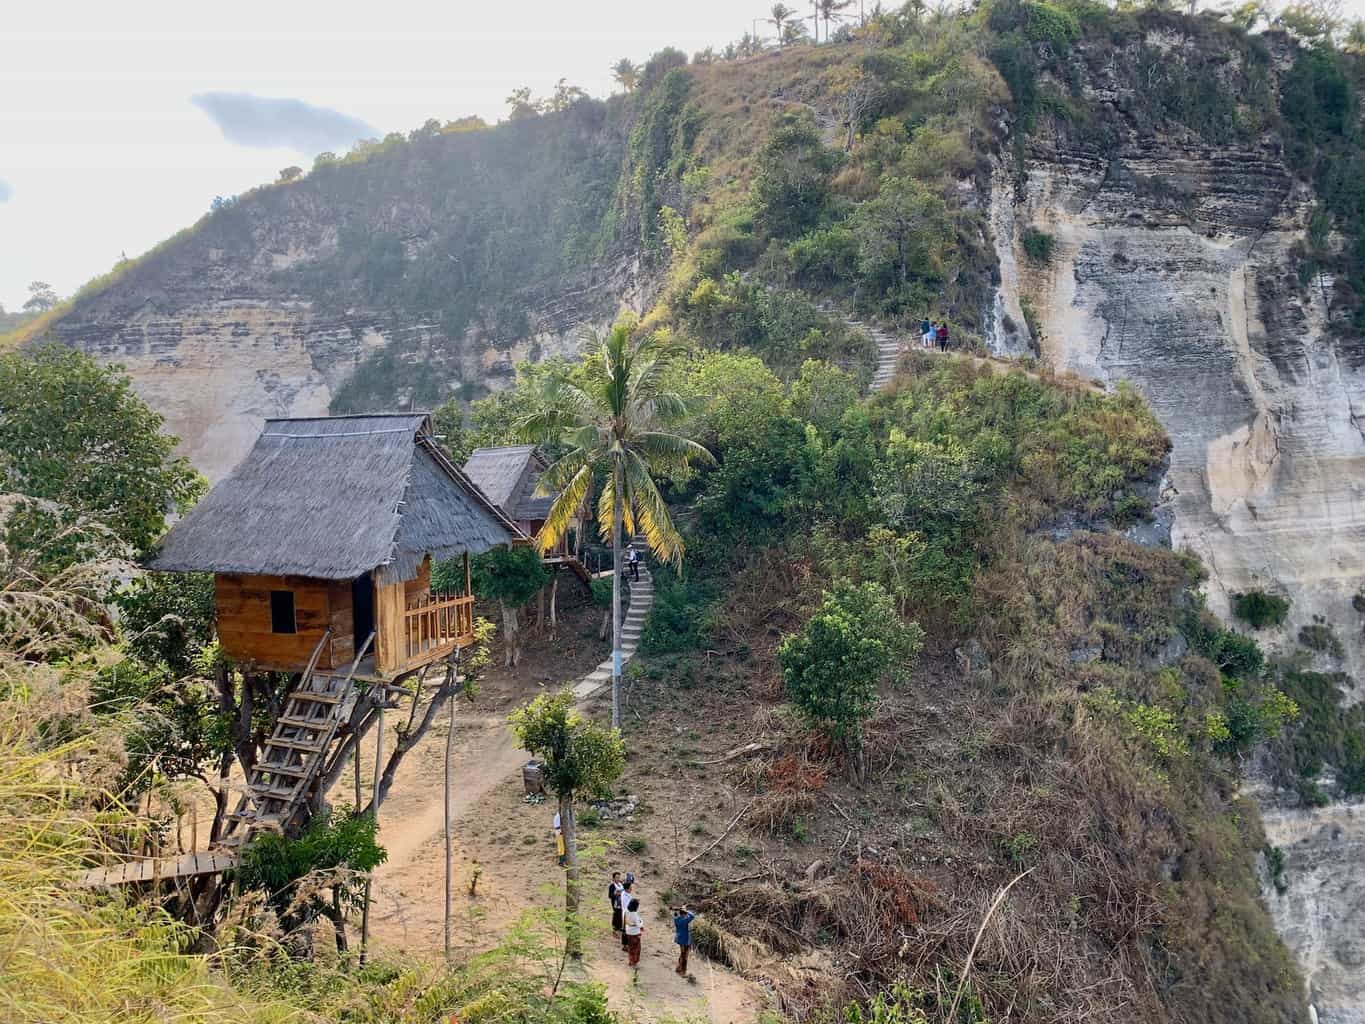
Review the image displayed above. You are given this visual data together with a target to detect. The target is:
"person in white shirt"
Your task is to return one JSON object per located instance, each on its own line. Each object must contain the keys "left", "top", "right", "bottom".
{"left": 623, "top": 897, "right": 644, "bottom": 970}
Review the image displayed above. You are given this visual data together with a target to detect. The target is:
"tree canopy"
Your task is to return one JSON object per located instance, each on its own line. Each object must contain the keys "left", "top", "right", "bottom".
{"left": 0, "top": 347, "right": 203, "bottom": 556}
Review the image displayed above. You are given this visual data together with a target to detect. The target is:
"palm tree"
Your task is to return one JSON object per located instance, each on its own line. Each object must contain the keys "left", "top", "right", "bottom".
{"left": 768, "top": 2, "right": 798, "bottom": 45}
{"left": 521, "top": 326, "right": 713, "bottom": 729}
{"left": 817, "top": 0, "right": 854, "bottom": 41}
{"left": 611, "top": 58, "right": 639, "bottom": 93}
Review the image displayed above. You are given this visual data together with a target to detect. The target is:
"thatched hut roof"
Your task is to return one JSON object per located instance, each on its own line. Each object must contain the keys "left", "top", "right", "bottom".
{"left": 151, "top": 414, "right": 522, "bottom": 584}
{"left": 463, "top": 445, "right": 554, "bottom": 521}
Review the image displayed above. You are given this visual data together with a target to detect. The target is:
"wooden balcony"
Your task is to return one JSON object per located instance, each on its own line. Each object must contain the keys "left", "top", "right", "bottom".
{"left": 403, "top": 592, "right": 474, "bottom": 664}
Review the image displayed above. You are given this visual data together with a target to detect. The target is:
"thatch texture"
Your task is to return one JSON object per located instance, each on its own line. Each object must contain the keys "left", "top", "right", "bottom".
{"left": 463, "top": 445, "right": 553, "bottom": 521}
{"left": 151, "top": 415, "right": 518, "bottom": 582}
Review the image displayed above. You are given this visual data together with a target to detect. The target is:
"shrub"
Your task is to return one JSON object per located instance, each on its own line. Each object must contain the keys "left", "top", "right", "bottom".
{"left": 1298, "top": 622, "right": 1344, "bottom": 659}
{"left": 1231, "top": 590, "right": 1290, "bottom": 630}
{"left": 1021, "top": 227, "right": 1055, "bottom": 264}
{"left": 752, "top": 123, "right": 840, "bottom": 239}
{"left": 778, "top": 582, "right": 925, "bottom": 755}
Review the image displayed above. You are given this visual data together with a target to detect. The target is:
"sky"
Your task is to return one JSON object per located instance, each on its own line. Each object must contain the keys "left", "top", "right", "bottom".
{"left": 0, "top": 0, "right": 783, "bottom": 311}
{"left": 6, "top": 1, "right": 1365, "bottom": 312}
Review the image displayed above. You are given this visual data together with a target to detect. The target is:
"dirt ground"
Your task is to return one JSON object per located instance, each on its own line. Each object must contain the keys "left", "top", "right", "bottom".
{"left": 350, "top": 588, "right": 773, "bottom": 1023}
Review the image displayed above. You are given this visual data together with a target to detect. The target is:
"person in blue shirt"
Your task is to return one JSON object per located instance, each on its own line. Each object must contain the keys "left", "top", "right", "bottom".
{"left": 672, "top": 904, "right": 697, "bottom": 976}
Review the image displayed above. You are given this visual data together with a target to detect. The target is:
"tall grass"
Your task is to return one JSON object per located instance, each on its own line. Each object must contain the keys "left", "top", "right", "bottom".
{"left": 0, "top": 706, "right": 301, "bottom": 1024}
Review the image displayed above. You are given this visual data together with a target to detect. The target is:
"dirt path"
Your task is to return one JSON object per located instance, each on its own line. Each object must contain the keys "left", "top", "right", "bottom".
{"left": 355, "top": 584, "right": 770, "bottom": 1022}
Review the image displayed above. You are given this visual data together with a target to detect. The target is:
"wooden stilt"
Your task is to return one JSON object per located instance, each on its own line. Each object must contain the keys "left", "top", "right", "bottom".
{"left": 360, "top": 697, "right": 384, "bottom": 964}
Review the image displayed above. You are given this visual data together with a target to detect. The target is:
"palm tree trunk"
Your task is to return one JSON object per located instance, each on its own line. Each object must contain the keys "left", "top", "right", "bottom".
{"left": 560, "top": 792, "right": 582, "bottom": 958}
{"left": 610, "top": 458, "right": 624, "bottom": 731}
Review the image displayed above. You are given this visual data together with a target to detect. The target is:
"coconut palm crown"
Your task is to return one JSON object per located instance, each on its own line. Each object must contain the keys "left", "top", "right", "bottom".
{"left": 520, "top": 324, "right": 713, "bottom": 727}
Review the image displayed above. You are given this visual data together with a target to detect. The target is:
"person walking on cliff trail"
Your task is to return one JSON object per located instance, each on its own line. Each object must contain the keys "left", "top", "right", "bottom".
{"left": 628, "top": 544, "right": 640, "bottom": 582}
{"left": 673, "top": 904, "right": 698, "bottom": 977}
{"left": 920, "top": 316, "right": 933, "bottom": 348}
{"left": 936, "top": 321, "right": 950, "bottom": 353}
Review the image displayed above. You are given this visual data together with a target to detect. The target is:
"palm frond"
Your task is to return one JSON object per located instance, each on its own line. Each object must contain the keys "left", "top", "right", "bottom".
{"left": 623, "top": 451, "right": 685, "bottom": 567}
{"left": 534, "top": 463, "right": 592, "bottom": 555}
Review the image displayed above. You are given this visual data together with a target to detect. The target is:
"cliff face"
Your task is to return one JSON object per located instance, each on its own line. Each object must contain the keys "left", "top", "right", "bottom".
{"left": 44, "top": 103, "right": 648, "bottom": 480}
{"left": 990, "top": 25, "right": 1365, "bottom": 1022}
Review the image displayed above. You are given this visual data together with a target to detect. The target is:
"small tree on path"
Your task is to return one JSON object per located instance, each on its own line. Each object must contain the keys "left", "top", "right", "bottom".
{"left": 509, "top": 690, "right": 625, "bottom": 957}
{"left": 778, "top": 581, "right": 924, "bottom": 781}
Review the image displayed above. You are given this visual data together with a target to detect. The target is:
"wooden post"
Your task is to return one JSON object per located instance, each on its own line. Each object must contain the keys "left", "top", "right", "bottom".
{"left": 360, "top": 698, "right": 384, "bottom": 964}
{"left": 443, "top": 661, "right": 457, "bottom": 960}
{"left": 463, "top": 552, "right": 471, "bottom": 598}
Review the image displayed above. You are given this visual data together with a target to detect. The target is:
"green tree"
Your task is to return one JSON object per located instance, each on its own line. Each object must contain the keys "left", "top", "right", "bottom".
{"left": 769, "top": 2, "right": 799, "bottom": 43}
{"left": 851, "top": 177, "right": 955, "bottom": 303}
{"left": 778, "top": 581, "right": 924, "bottom": 779}
{"left": 521, "top": 326, "right": 713, "bottom": 728}
{"left": 22, "top": 281, "right": 58, "bottom": 313}
{"left": 817, "top": 0, "right": 855, "bottom": 41}
{"left": 233, "top": 809, "right": 386, "bottom": 953}
{"left": 275, "top": 165, "right": 303, "bottom": 183}
{"left": 612, "top": 58, "right": 639, "bottom": 92}
{"left": 508, "top": 691, "right": 625, "bottom": 956}
{"left": 752, "top": 123, "right": 840, "bottom": 239}
{"left": 0, "top": 347, "right": 203, "bottom": 556}
{"left": 468, "top": 546, "right": 549, "bottom": 667}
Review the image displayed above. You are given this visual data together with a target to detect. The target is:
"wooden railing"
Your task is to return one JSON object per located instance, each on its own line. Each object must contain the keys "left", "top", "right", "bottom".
{"left": 402, "top": 593, "right": 474, "bottom": 664}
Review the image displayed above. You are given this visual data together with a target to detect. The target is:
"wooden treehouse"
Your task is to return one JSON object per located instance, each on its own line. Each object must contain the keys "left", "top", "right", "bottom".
{"left": 80, "top": 415, "right": 524, "bottom": 884}
{"left": 154, "top": 414, "right": 522, "bottom": 680}
{"left": 463, "top": 444, "right": 595, "bottom": 582}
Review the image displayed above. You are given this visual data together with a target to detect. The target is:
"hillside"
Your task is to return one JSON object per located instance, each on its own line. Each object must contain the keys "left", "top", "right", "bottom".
{"left": 10, "top": 3, "right": 1365, "bottom": 1021}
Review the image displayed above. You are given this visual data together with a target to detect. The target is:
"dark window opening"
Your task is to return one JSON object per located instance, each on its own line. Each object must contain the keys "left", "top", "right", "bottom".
{"left": 270, "top": 590, "right": 297, "bottom": 634}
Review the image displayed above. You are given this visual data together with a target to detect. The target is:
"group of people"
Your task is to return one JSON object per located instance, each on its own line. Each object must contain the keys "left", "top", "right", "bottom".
{"left": 919, "top": 316, "right": 951, "bottom": 352}
{"left": 608, "top": 871, "right": 698, "bottom": 979}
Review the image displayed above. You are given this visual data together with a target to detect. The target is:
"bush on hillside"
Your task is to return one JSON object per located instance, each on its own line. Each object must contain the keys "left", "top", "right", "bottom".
{"left": 1231, "top": 590, "right": 1290, "bottom": 630}
{"left": 779, "top": 582, "right": 924, "bottom": 760}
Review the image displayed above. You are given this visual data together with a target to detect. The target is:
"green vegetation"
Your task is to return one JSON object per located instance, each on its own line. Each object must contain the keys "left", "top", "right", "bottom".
{"left": 233, "top": 810, "right": 385, "bottom": 949}
{"left": 778, "top": 581, "right": 924, "bottom": 770}
{"left": 520, "top": 323, "right": 713, "bottom": 727}
{"left": 1298, "top": 620, "right": 1345, "bottom": 659}
{"left": 1021, "top": 227, "right": 1055, "bottom": 264}
{"left": 509, "top": 690, "right": 626, "bottom": 955}
{"left": 1232, "top": 590, "right": 1291, "bottom": 629}
{"left": 0, "top": 347, "right": 203, "bottom": 557}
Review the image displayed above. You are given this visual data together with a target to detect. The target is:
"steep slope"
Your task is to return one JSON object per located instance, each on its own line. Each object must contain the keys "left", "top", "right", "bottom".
{"left": 35, "top": 104, "right": 642, "bottom": 479}
{"left": 986, "top": 16, "right": 1365, "bottom": 1019}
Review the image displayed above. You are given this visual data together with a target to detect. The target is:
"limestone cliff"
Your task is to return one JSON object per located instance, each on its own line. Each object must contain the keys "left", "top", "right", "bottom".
{"left": 989, "top": 24, "right": 1365, "bottom": 1022}
{"left": 42, "top": 103, "right": 650, "bottom": 481}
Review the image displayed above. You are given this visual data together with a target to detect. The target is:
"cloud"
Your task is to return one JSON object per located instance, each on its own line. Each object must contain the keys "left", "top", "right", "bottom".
{"left": 0, "top": 179, "right": 11, "bottom": 203}
{"left": 190, "top": 92, "right": 377, "bottom": 154}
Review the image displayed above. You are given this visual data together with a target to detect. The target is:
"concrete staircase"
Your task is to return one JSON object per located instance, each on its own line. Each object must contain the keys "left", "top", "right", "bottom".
{"left": 855, "top": 315, "right": 905, "bottom": 391}
{"left": 572, "top": 538, "right": 654, "bottom": 700}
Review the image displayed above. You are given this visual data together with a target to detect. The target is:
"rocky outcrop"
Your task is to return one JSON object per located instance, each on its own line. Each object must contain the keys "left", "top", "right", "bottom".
{"left": 41, "top": 108, "right": 650, "bottom": 481}
{"left": 990, "top": 26, "right": 1365, "bottom": 1021}
{"left": 1259, "top": 797, "right": 1365, "bottom": 1024}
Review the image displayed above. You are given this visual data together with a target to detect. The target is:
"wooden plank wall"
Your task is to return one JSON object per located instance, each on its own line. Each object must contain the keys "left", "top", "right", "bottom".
{"left": 373, "top": 579, "right": 407, "bottom": 677}
{"left": 328, "top": 581, "right": 355, "bottom": 666}
{"left": 215, "top": 573, "right": 339, "bottom": 671}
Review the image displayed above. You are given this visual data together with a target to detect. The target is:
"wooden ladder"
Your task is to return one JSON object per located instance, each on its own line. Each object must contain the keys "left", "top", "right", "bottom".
{"left": 219, "top": 631, "right": 375, "bottom": 847}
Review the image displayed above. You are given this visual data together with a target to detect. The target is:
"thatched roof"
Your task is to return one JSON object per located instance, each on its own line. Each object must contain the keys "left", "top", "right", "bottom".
{"left": 463, "top": 445, "right": 554, "bottom": 521}
{"left": 151, "top": 414, "right": 522, "bottom": 584}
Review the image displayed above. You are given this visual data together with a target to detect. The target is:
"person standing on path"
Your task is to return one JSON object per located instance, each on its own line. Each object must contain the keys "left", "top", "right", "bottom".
{"left": 552, "top": 811, "right": 565, "bottom": 867}
{"left": 937, "top": 321, "right": 950, "bottom": 352}
{"left": 620, "top": 877, "right": 636, "bottom": 949}
{"left": 920, "top": 316, "right": 932, "bottom": 348}
{"left": 672, "top": 904, "right": 697, "bottom": 976}
{"left": 608, "top": 872, "right": 624, "bottom": 934}
{"left": 624, "top": 898, "right": 644, "bottom": 973}
{"left": 628, "top": 545, "right": 640, "bottom": 582}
